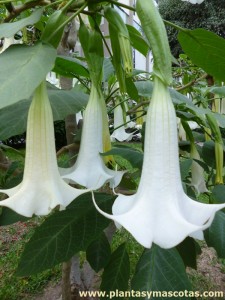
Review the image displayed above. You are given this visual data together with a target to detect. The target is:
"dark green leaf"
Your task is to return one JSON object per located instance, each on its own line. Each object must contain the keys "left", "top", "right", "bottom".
{"left": 0, "top": 89, "right": 88, "bottom": 140}
{"left": 41, "top": 10, "right": 67, "bottom": 48}
{"left": 202, "top": 141, "right": 216, "bottom": 168}
{"left": 125, "top": 77, "right": 139, "bottom": 101}
{"left": 126, "top": 24, "right": 149, "bottom": 57}
{"left": 178, "top": 29, "right": 225, "bottom": 82}
{"left": 0, "top": 207, "right": 29, "bottom": 226}
{"left": 100, "top": 244, "right": 130, "bottom": 300}
{"left": 211, "top": 184, "right": 225, "bottom": 205}
{"left": 86, "top": 233, "right": 111, "bottom": 272}
{"left": 131, "top": 245, "right": 192, "bottom": 300}
{"left": 176, "top": 237, "right": 200, "bottom": 269}
{"left": 16, "top": 193, "right": 115, "bottom": 276}
{"left": 102, "top": 146, "right": 143, "bottom": 170}
{"left": 180, "top": 158, "right": 192, "bottom": 181}
{"left": 0, "top": 43, "right": 56, "bottom": 109}
{"left": 53, "top": 56, "right": 89, "bottom": 78}
{"left": 0, "top": 9, "right": 43, "bottom": 39}
{"left": 204, "top": 211, "right": 225, "bottom": 258}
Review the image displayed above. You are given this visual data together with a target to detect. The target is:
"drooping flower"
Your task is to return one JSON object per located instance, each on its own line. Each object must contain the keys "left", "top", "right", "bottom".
{"left": 60, "top": 85, "right": 125, "bottom": 189}
{"left": 182, "top": 0, "right": 204, "bottom": 4}
{"left": 0, "top": 82, "right": 88, "bottom": 217}
{"left": 111, "top": 99, "right": 133, "bottom": 142}
{"left": 93, "top": 78, "right": 225, "bottom": 249}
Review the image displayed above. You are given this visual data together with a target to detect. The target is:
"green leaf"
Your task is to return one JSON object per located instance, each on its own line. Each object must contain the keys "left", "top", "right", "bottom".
{"left": 180, "top": 158, "right": 192, "bottom": 181}
{"left": 100, "top": 244, "right": 130, "bottom": 300}
{"left": 102, "top": 146, "right": 143, "bottom": 170}
{"left": 135, "top": 80, "right": 194, "bottom": 106}
{"left": 131, "top": 245, "right": 192, "bottom": 300}
{"left": 86, "top": 233, "right": 111, "bottom": 272}
{"left": 125, "top": 77, "right": 139, "bottom": 101}
{"left": 103, "top": 58, "right": 114, "bottom": 82}
{"left": 53, "top": 56, "right": 89, "bottom": 78}
{"left": 202, "top": 141, "right": 216, "bottom": 168}
{"left": 126, "top": 24, "right": 149, "bottom": 57}
{"left": 0, "top": 89, "right": 88, "bottom": 140}
{"left": 210, "top": 86, "right": 225, "bottom": 97}
{"left": 211, "top": 185, "right": 225, "bottom": 209}
{"left": 0, "top": 43, "right": 56, "bottom": 109}
{"left": 135, "top": 80, "right": 153, "bottom": 98}
{"left": 178, "top": 29, "right": 225, "bottom": 82}
{"left": 204, "top": 211, "right": 225, "bottom": 258}
{"left": 16, "top": 193, "right": 115, "bottom": 276}
{"left": 41, "top": 10, "right": 67, "bottom": 48}
{"left": 0, "top": 207, "right": 29, "bottom": 226}
{"left": 0, "top": 8, "right": 43, "bottom": 39}
{"left": 176, "top": 237, "right": 200, "bottom": 269}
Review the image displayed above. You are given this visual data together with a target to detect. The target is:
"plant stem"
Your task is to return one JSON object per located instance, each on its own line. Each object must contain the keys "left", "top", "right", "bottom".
{"left": 109, "top": 0, "right": 136, "bottom": 12}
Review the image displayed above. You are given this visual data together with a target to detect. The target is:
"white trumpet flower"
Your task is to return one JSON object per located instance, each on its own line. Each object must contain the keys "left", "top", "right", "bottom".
{"left": 93, "top": 78, "right": 225, "bottom": 249}
{"left": 111, "top": 101, "right": 133, "bottom": 142}
{"left": 0, "top": 82, "right": 88, "bottom": 217}
{"left": 182, "top": 0, "right": 204, "bottom": 4}
{"left": 60, "top": 85, "right": 125, "bottom": 189}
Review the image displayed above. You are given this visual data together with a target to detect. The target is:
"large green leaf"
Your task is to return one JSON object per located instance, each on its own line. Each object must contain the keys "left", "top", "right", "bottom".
{"left": 0, "top": 9, "right": 43, "bottom": 39}
{"left": 0, "top": 89, "right": 88, "bottom": 140}
{"left": 178, "top": 29, "right": 225, "bottom": 82}
{"left": 131, "top": 245, "right": 192, "bottom": 300}
{"left": 16, "top": 193, "right": 114, "bottom": 276}
{"left": 126, "top": 24, "right": 149, "bottom": 57}
{"left": 102, "top": 145, "right": 143, "bottom": 170}
{"left": 0, "top": 43, "right": 56, "bottom": 109}
{"left": 204, "top": 211, "right": 225, "bottom": 258}
{"left": 176, "top": 237, "right": 201, "bottom": 269}
{"left": 53, "top": 56, "right": 89, "bottom": 78}
{"left": 100, "top": 244, "right": 130, "bottom": 300}
{"left": 86, "top": 233, "right": 111, "bottom": 272}
{"left": 0, "top": 207, "right": 29, "bottom": 226}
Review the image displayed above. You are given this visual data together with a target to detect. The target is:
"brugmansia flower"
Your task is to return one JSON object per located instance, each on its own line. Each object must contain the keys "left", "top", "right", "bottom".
{"left": 93, "top": 78, "right": 225, "bottom": 249}
{"left": 0, "top": 82, "right": 87, "bottom": 217}
{"left": 111, "top": 100, "right": 133, "bottom": 142}
{"left": 182, "top": 0, "right": 204, "bottom": 4}
{"left": 60, "top": 85, "right": 125, "bottom": 189}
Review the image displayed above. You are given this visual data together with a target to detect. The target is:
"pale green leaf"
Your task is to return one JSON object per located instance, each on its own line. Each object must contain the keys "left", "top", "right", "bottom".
{"left": 0, "top": 89, "right": 88, "bottom": 140}
{"left": 0, "top": 9, "right": 43, "bottom": 39}
{"left": 0, "top": 43, "right": 56, "bottom": 109}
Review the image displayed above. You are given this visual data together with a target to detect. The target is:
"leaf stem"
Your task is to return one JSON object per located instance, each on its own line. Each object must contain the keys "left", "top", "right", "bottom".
{"left": 163, "top": 19, "right": 187, "bottom": 32}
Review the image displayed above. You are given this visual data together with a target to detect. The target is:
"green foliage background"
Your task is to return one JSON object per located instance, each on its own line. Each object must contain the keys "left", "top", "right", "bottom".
{"left": 159, "top": 0, "right": 225, "bottom": 57}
